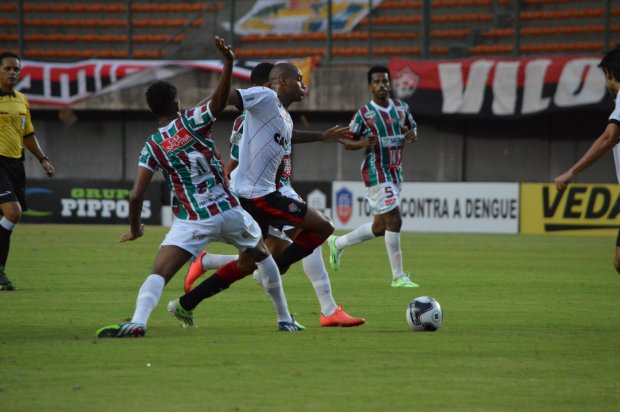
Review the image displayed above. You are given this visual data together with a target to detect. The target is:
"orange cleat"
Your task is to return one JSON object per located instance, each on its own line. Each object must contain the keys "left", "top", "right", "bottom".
{"left": 320, "top": 305, "right": 365, "bottom": 327}
{"left": 184, "top": 250, "right": 207, "bottom": 293}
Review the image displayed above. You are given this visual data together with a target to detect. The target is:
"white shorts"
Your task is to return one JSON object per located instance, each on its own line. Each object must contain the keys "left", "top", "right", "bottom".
{"left": 277, "top": 185, "right": 303, "bottom": 233}
{"left": 366, "top": 182, "right": 401, "bottom": 215}
{"left": 161, "top": 207, "right": 261, "bottom": 258}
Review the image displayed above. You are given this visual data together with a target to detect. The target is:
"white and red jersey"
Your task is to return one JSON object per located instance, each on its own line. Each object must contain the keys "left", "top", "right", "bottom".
{"left": 610, "top": 93, "right": 620, "bottom": 183}
{"left": 231, "top": 86, "right": 293, "bottom": 199}
{"left": 230, "top": 111, "right": 292, "bottom": 189}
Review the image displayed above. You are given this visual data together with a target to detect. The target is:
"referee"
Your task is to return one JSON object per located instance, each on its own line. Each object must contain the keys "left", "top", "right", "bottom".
{"left": 0, "top": 52, "right": 55, "bottom": 291}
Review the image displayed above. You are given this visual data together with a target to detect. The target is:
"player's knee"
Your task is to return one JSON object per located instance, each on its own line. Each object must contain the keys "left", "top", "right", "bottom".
{"left": 246, "top": 241, "right": 270, "bottom": 263}
{"left": 323, "top": 216, "right": 334, "bottom": 236}
{"left": 3, "top": 209, "right": 21, "bottom": 224}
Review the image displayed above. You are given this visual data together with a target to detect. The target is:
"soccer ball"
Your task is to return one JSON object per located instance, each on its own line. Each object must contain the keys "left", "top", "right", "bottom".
{"left": 406, "top": 296, "right": 443, "bottom": 331}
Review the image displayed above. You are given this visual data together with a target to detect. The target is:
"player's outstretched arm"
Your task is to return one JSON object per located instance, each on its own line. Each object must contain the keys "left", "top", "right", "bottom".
{"left": 291, "top": 125, "right": 349, "bottom": 144}
{"left": 339, "top": 134, "right": 377, "bottom": 150}
{"left": 120, "top": 167, "right": 153, "bottom": 242}
{"left": 554, "top": 122, "right": 620, "bottom": 190}
{"left": 208, "top": 36, "right": 235, "bottom": 117}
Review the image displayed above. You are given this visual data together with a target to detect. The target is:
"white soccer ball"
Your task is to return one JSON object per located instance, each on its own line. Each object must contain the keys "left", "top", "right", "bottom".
{"left": 406, "top": 296, "right": 443, "bottom": 331}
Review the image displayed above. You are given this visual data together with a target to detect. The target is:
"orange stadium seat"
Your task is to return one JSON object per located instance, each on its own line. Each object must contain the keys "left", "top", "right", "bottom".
{"left": 0, "top": 4, "right": 18, "bottom": 12}
{"left": 469, "top": 44, "right": 514, "bottom": 55}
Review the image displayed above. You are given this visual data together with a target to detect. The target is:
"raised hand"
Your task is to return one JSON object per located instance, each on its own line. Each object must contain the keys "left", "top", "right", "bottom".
{"left": 214, "top": 35, "right": 234, "bottom": 61}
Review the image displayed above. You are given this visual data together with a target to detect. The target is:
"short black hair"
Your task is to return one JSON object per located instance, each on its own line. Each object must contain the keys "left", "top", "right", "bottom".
{"left": 250, "top": 62, "right": 274, "bottom": 86}
{"left": 0, "top": 51, "right": 20, "bottom": 66}
{"left": 145, "top": 81, "right": 178, "bottom": 118}
{"left": 599, "top": 44, "right": 620, "bottom": 81}
{"left": 367, "top": 65, "right": 391, "bottom": 84}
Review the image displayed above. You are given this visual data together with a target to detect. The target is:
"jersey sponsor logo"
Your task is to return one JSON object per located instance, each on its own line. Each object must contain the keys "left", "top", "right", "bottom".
{"left": 288, "top": 202, "right": 299, "bottom": 213}
{"left": 335, "top": 187, "right": 353, "bottom": 224}
{"left": 385, "top": 197, "right": 397, "bottom": 206}
{"left": 363, "top": 111, "right": 376, "bottom": 119}
{"left": 161, "top": 129, "right": 193, "bottom": 153}
{"left": 274, "top": 133, "right": 286, "bottom": 147}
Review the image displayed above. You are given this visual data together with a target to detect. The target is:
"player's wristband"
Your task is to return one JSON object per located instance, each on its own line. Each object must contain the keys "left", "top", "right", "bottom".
{"left": 39, "top": 156, "right": 49, "bottom": 163}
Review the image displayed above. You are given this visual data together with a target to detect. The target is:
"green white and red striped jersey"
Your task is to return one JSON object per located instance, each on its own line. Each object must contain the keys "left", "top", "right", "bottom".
{"left": 348, "top": 98, "right": 416, "bottom": 187}
{"left": 139, "top": 102, "right": 238, "bottom": 220}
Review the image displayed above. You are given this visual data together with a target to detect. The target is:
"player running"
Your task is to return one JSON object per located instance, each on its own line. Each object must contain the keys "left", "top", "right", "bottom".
{"left": 96, "top": 37, "right": 303, "bottom": 338}
{"left": 328, "top": 65, "right": 420, "bottom": 288}
{"left": 168, "top": 62, "right": 353, "bottom": 325}
{"left": 185, "top": 62, "right": 365, "bottom": 327}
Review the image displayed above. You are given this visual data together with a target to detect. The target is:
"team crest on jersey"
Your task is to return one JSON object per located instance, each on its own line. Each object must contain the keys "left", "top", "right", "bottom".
{"left": 392, "top": 66, "right": 419, "bottom": 99}
{"left": 161, "top": 129, "right": 193, "bottom": 152}
{"left": 335, "top": 188, "right": 353, "bottom": 224}
{"left": 288, "top": 203, "right": 299, "bottom": 213}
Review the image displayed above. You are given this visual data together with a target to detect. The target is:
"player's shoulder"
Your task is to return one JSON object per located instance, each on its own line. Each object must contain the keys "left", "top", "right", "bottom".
{"left": 357, "top": 101, "right": 374, "bottom": 115}
{"left": 239, "top": 85, "right": 275, "bottom": 98}
{"left": 391, "top": 98, "right": 409, "bottom": 109}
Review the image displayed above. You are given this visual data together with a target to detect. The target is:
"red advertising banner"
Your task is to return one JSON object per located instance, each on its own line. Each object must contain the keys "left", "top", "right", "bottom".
{"left": 389, "top": 56, "right": 612, "bottom": 118}
{"left": 17, "top": 59, "right": 254, "bottom": 106}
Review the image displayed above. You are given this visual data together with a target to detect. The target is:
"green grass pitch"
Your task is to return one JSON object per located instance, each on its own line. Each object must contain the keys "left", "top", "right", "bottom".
{"left": 2, "top": 224, "right": 619, "bottom": 411}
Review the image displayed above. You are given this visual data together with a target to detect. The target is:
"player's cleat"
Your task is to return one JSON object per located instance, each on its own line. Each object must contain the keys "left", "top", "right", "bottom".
{"left": 0, "top": 271, "right": 15, "bottom": 291}
{"left": 278, "top": 316, "right": 306, "bottom": 331}
{"left": 320, "top": 305, "right": 366, "bottom": 327}
{"left": 184, "top": 250, "right": 207, "bottom": 293}
{"left": 391, "top": 274, "right": 420, "bottom": 288}
{"left": 167, "top": 299, "right": 195, "bottom": 327}
{"left": 96, "top": 322, "right": 146, "bottom": 338}
{"left": 327, "top": 235, "right": 343, "bottom": 271}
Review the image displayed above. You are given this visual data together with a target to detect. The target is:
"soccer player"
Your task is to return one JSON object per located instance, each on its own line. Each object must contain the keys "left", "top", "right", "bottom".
{"left": 0, "top": 51, "right": 55, "bottom": 291}
{"left": 555, "top": 44, "right": 620, "bottom": 273}
{"left": 169, "top": 62, "right": 351, "bottom": 320}
{"left": 185, "top": 62, "right": 365, "bottom": 327}
{"left": 327, "top": 65, "right": 420, "bottom": 288}
{"left": 96, "top": 37, "right": 303, "bottom": 338}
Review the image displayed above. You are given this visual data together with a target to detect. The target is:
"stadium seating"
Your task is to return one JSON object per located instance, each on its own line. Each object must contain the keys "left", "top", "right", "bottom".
{"left": 1, "top": 1, "right": 616, "bottom": 61}
{"left": 1, "top": 1, "right": 222, "bottom": 61}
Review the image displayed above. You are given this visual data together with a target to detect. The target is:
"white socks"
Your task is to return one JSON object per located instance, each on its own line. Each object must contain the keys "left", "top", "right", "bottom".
{"left": 256, "top": 256, "right": 292, "bottom": 323}
{"left": 302, "top": 246, "right": 338, "bottom": 316}
{"left": 384, "top": 230, "right": 404, "bottom": 279}
{"left": 334, "top": 222, "right": 374, "bottom": 250}
{"left": 131, "top": 274, "right": 165, "bottom": 326}
{"left": 201, "top": 253, "right": 238, "bottom": 270}
{"left": 0, "top": 217, "right": 15, "bottom": 231}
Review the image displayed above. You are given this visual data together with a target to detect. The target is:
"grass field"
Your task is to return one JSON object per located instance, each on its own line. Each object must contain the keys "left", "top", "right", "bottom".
{"left": 2, "top": 224, "right": 619, "bottom": 411}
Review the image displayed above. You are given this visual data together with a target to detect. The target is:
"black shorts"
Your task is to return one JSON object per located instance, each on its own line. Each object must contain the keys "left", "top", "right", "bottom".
{"left": 0, "top": 155, "right": 27, "bottom": 210}
{"left": 616, "top": 227, "right": 620, "bottom": 247}
{"left": 239, "top": 191, "right": 307, "bottom": 238}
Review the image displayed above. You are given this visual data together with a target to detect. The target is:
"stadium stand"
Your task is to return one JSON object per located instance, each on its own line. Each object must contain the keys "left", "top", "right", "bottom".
{"left": 1, "top": 0, "right": 616, "bottom": 61}
{"left": 0, "top": 1, "right": 223, "bottom": 60}
{"left": 235, "top": 0, "right": 617, "bottom": 60}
